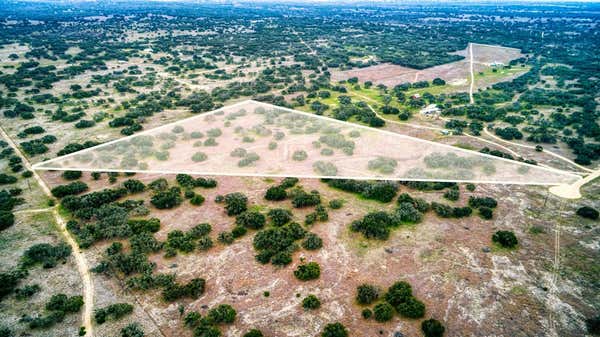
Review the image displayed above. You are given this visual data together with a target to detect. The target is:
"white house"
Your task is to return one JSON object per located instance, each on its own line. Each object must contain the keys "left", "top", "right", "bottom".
{"left": 420, "top": 104, "right": 440, "bottom": 117}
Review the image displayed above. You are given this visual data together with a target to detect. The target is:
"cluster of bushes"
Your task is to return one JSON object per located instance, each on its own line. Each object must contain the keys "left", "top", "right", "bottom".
{"left": 94, "top": 303, "right": 134, "bottom": 324}
{"left": 20, "top": 135, "right": 56, "bottom": 156}
{"left": 67, "top": 204, "right": 159, "bottom": 248}
{"left": 175, "top": 174, "right": 217, "bottom": 189}
{"left": 304, "top": 205, "right": 328, "bottom": 225}
{"left": 494, "top": 126, "right": 523, "bottom": 140}
{"left": 267, "top": 208, "right": 293, "bottom": 226}
{"left": 238, "top": 152, "right": 260, "bottom": 167}
{"left": 253, "top": 222, "right": 308, "bottom": 266}
{"left": 0, "top": 242, "right": 72, "bottom": 302}
{"left": 313, "top": 160, "right": 338, "bottom": 176}
{"left": 57, "top": 141, "right": 100, "bottom": 156}
{"left": 50, "top": 181, "right": 88, "bottom": 198}
{"left": 222, "top": 192, "right": 248, "bottom": 216}
{"left": 21, "top": 293, "right": 83, "bottom": 329}
{"left": 351, "top": 193, "right": 425, "bottom": 240}
{"left": 164, "top": 223, "right": 212, "bottom": 257}
{"left": 357, "top": 280, "right": 438, "bottom": 328}
{"left": 443, "top": 188, "right": 460, "bottom": 201}
{"left": 324, "top": 179, "right": 398, "bottom": 203}
{"left": 468, "top": 196, "right": 498, "bottom": 219}
{"left": 14, "top": 284, "right": 40, "bottom": 300}
{"left": 17, "top": 126, "right": 45, "bottom": 138}
{"left": 61, "top": 187, "right": 128, "bottom": 213}
{"left": 21, "top": 243, "right": 72, "bottom": 268}
{"left": 118, "top": 179, "right": 143, "bottom": 194}
{"left": 431, "top": 202, "right": 472, "bottom": 218}
{"left": 183, "top": 304, "right": 236, "bottom": 337}
{"left": 162, "top": 277, "right": 205, "bottom": 302}
{"left": 367, "top": 157, "right": 398, "bottom": 174}
{"left": 150, "top": 187, "right": 183, "bottom": 209}
{"left": 0, "top": 189, "right": 23, "bottom": 231}
{"left": 0, "top": 173, "right": 18, "bottom": 185}
{"left": 294, "top": 261, "right": 321, "bottom": 281}
{"left": 289, "top": 187, "right": 321, "bottom": 208}
{"left": 264, "top": 177, "right": 299, "bottom": 201}
{"left": 401, "top": 181, "right": 456, "bottom": 191}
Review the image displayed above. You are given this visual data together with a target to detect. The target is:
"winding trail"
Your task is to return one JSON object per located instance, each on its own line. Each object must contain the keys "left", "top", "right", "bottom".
{"left": 0, "top": 126, "right": 94, "bottom": 336}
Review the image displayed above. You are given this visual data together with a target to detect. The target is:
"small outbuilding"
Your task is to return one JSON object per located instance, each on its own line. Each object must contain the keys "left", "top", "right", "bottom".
{"left": 420, "top": 104, "right": 440, "bottom": 117}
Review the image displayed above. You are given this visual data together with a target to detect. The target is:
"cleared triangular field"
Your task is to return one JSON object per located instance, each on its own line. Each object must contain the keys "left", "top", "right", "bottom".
{"left": 33, "top": 100, "right": 580, "bottom": 185}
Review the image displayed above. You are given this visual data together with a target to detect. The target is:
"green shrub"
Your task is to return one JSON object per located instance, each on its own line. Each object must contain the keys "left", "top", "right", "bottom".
{"left": 123, "top": 179, "right": 145, "bottom": 193}
{"left": 151, "top": 188, "right": 182, "bottom": 209}
{"left": 443, "top": 189, "right": 459, "bottom": 201}
{"left": 356, "top": 284, "right": 379, "bottom": 305}
{"left": 373, "top": 302, "right": 394, "bottom": 322}
{"left": 302, "top": 233, "right": 323, "bottom": 250}
{"left": 15, "top": 284, "right": 41, "bottom": 300}
{"left": 192, "top": 152, "right": 208, "bottom": 162}
{"left": 243, "top": 329, "right": 264, "bottom": 337}
{"left": 161, "top": 278, "right": 205, "bottom": 302}
{"left": 232, "top": 225, "right": 248, "bottom": 238}
{"left": 384, "top": 281, "right": 412, "bottom": 306}
{"left": 265, "top": 186, "right": 287, "bottom": 201}
{"left": 94, "top": 303, "right": 134, "bottom": 324}
{"left": 328, "top": 199, "right": 344, "bottom": 209}
{"left": 267, "top": 208, "right": 292, "bottom": 226}
{"left": 478, "top": 206, "right": 493, "bottom": 219}
{"left": 422, "top": 318, "right": 445, "bottom": 337}
{"left": 350, "top": 211, "right": 398, "bottom": 240}
{"left": 62, "top": 170, "right": 82, "bottom": 180}
{"left": 290, "top": 188, "right": 321, "bottom": 208}
{"left": 197, "top": 236, "right": 214, "bottom": 250}
{"left": 361, "top": 308, "right": 372, "bottom": 319}
{"left": 207, "top": 304, "right": 236, "bottom": 324}
{"left": 51, "top": 181, "right": 89, "bottom": 198}
{"left": 294, "top": 262, "right": 320, "bottom": 281}
{"left": 396, "top": 296, "right": 425, "bottom": 318}
{"left": 218, "top": 231, "right": 234, "bottom": 244}
{"left": 321, "top": 322, "right": 348, "bottom": 337}
{"left": 120, "top": 323, "right": 144, "bottom": 337}
{"left": 190, "top": 195, "right": 205, "bottom": 206}
{"left": 236, "top": 211, "right": 266, "bottom": 230}
{"left": 0, "top": 211, "right": 15, "bottom": 231}
{"left": 302, "top": 294, "right": 321, "bottom": 310}
{"left": 224, "top": 192, "right": 248, "bottom": 216}
{"left": 468, "top": 196, "right": 497, "bottom": 208}
{"left": 577, "top": 206, "right": 599, "bottom": 220}
{"left": 46, "top": 294, "right": 84, "bottom": 313}
{"left": 22, "top": 243, "right": 72, "bottom": 268}
{"left": 492, "top": 230, "right": 518, "bottom": 248}
{"left": 292, "top": 150, "right": 308, "bottom": 161}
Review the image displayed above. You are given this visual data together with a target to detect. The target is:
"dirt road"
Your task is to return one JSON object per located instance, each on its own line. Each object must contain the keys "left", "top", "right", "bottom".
{"left": 0, "top": 126, "right": 95, "bottom": 336}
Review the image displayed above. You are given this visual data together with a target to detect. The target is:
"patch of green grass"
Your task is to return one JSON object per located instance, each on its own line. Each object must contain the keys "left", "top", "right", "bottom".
{"left": 510, "top": 285, "right": 527, "bottom": 296}
{"left": 491, "top": 242, "right": 518, "bottom": 253}
{"left": 528, "top": 226, "right": 545, "bottom": 235}
{"left": 452, "top": 142, "right": 476, "bottom": 150}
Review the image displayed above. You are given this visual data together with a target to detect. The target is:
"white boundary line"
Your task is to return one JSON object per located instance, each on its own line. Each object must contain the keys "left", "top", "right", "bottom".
{"left": 29, "top": 166, "right": 571, "bottom": 187}
{"left": 32, "top": 100, "right": 582, "bottom": 185}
